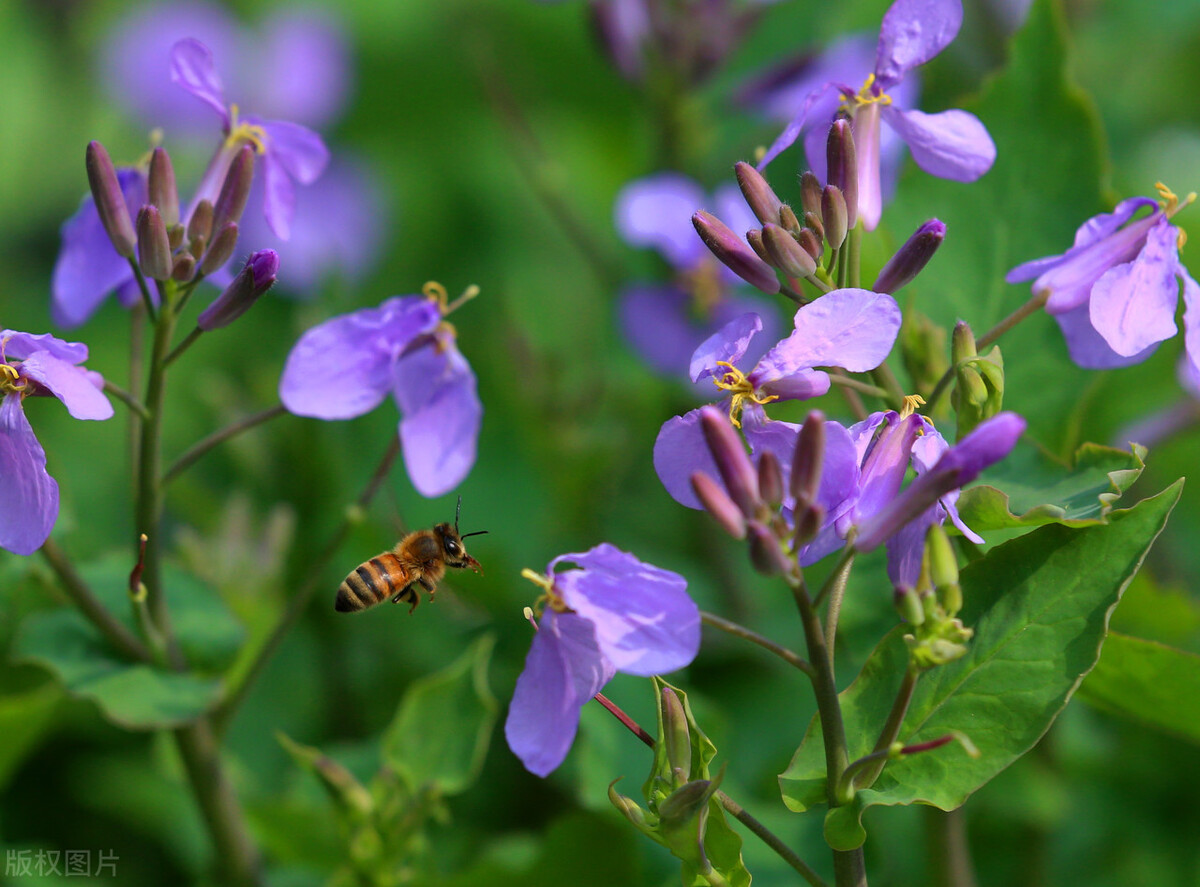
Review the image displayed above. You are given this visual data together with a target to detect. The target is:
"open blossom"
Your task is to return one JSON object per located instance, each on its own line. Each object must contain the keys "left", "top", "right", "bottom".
{"left": 505, "top": 544, "right": 699, "bottom": 776}
{"left": 615, "top": 173, "right": 782, "bottom": 384}
{"left": 0, "top": 332, "right": 113, "bottom": 555}
{"left": 279, "top": 288, "right": 481, "bottom": 498}
{"left": 654, "top": 288, "right": 901, "bottom": 508}
{"left": 1006, "top": 185, "right": 1200, "bottom": 381}
{"left": 756, "top": 0, "right": 995, "bottom": 230}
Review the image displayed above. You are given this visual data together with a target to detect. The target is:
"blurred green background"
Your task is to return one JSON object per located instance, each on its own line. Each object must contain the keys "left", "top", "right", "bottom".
{"left": 1, "top": 0, "right": 1199, "bottom": 884}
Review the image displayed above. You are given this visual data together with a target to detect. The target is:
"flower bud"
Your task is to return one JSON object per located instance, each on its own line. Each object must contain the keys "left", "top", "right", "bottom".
{"left": 188, "top": 198, "right": 214, "bottom": 245}
{"left": 953, "top": 345, "right": 1005, "bottom": 440}
{"left": 171, "top": 252, "right": 196, "bottom": 282}
{"left": 826, "top": 118, "right": 858, "bottom": 229}
{"left": 198, "top": 249, "right": 279, "bottom": 331}
{"left": 661, "top": 687, "right": 692, "bottom": 782}
{"left": 608, "top": 783, "right": 651, "bottom": 830}
{"left": 803, "top": 210, "right": 824, "bottom": 242}
{"left": 167, "top": 224, "right": 185, "bottom": 251}
{"left": 734, "top": 161, "right": 784, "bottom": 227}
{"left": 797, "top": 227, "right": 823, "bottom": 262}
{"left": 136, "top": 205, "right": 172, "bottom": 280}
{"left": 778, "top": 204, "right": 802, "bottom": 236}
{"left": 698, "top": 406, "right": 760, "bottom": 517}
{"left": 148, "top": 147, "right": 180, "bottom": 227}
{"left": 757, "top": 449, "right": 784, "bottom": 509}
{"left": 821, "top": 185, "right": 848, "bottom": 251}
{"left": 691, "top": 472, "right": 747, "bottom": 539}
{"left": 926, "top": 524, "right": 959, "bottom": 594}
{"left": 85, "top": 141, "right": 135, "bottom": 258}
{"left": 762, "top": 223, "right": 816, "bottom": 278}
{"left": 895, "top": 586, "right": 926, "bottom": 626}
{"left": 791, "top": 410, "right": 826, "bottom": 507}
{"left": 800, "top": 171, "right": 822, "bottom": 220}
{"left": 212, "top": 145, "right": 255, "bottom": 233}
{"left": 745, "top": 228, "right": 773, "bottom": 265}
{"left": 200, "top": 222, "right": 239, "bottom": 276}
{"left": 657, "top": 778, "right": 715, "bottom": 826}
{"left": 873, "top": 220, "right": 946, "bottom": 294}
{"left": 692, "top": 211, "right": 780, "bottom": 294}
{"left": 951, "top": 320, "right": 978, "bottom": 363}
{"left": 793, "top": 500, "right": 826, "bottom": 548}
{"left": 747, "top": 520, "right": 791, "bottom": 575}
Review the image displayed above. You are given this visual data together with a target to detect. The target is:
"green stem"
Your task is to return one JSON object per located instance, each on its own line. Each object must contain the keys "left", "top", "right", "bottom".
{"left": 828, "top": 369, "right": 869, "bottom": 422}
{"left": 127, "top": 260, "right": 158, "bottom": 321}
{"left": 826, "top": 374, "right": 890, "bottom": 401}
{"left": 788, "top": 572, "right": 866, "bottom": 887}
{"left": 38, "top": 538, "right": 151, "bottom": 662}
{"left": 700, "top": 610, "right": 815, "bottom": 677}
{"left": 847, "top": 225, "right": 861, "bottom": 289}
{"left": 854, "top": 667, "right": 919, "bottom": 791}
{"left": 162, "top": 404, "right": 288, "bottom": 486}
{"left": 212, "top": 435, "right": 402, "bottom": 735}
{"left": 103, "top": 379, "right": 149, "bottom": 420}
{"left": 868, "top": 362, "right": 906, "bottom": 410}
{"left": 174, "top": 720, "right": 263, "bottom": 886}
{"left": 821, "top": 550, "right": 857, "bottom": 665}
{"left": 164, "top": 327, "right": 203, "bottom": 367}
{"left": 925, "top": 806, "right": 978, "bottom": 887}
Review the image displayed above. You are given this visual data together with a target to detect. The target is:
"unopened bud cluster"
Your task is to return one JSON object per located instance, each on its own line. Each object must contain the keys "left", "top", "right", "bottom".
{"left": 897, "top": 524, "right": 974, "bottom": 669}
{"left": 689, "top": 406, "right": 828, "bottom": 576}
{"left": 950, "top": 321, "right": 1005, "bottom": 439}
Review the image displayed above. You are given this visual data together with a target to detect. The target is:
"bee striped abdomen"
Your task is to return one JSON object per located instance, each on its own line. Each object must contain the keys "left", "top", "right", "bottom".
{"left": 335, "top": 553, "right": 411, "bottom": 613}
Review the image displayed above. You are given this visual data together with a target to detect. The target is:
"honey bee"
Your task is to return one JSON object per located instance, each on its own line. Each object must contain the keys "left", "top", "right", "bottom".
{"left": 335, "top": 498, "right": 487, "bottom": 614}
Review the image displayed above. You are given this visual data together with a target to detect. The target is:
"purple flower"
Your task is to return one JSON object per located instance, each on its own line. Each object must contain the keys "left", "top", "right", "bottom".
{"left": 505, "top": 544, "right": 699, "bottom": 776}
{"left": 654, "top": 288, "right": 901, "bottom": 508}
{"left": 756, "top": 0, "right": 995, "bottom": 230}
{"left": 278, "top": 289, "right": 481, "bottom": 497}
{"left": 171, "top": 38, "right": 330, "bottom": 241}
{"left": 0, "top": 332, "right": 113, "bottom": 555}
{"left": 1006, "top": 186, "right": 1200, "bottom": 377}
{"left": 615, "top": 173, "right": 783, "bottom": 384}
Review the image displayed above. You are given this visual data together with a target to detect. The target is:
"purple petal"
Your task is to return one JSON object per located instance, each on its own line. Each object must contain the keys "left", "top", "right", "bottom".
{"left": 885, "top": 506, "right": 940, "bottom": 591}
{"left": 653, "top": 408, "right": 723, "bottom": 509}
{"left": 757, "top": 82, "right": 836, "bottom": 171}
{"left": 260, "top": 152, "right": 296, "bottom": 241}
{"left": 505, "top": 610, "right": 612, "bottom": 777}
{"left": 615, "top": 173, "right": 708, "bottom": 269}
{"left": 169, "top": 38, "right": 230, "bottom": 126}
{"left": 690, "top": 313, "right": 762, "bottom": 382}
{"left": 251, "top": 9, "right": 352, "bottom": 128}
{"left": 392, "top": 337, "right": 482, "bottom": 497}
{"left": 0, "top": 395, "right": 58, "bottom": 556}
{"left": 16, "top": 353, "right": 113, "bottom": 421}
{"left": 1089, "top": 220, "right": 1181, "bottom": 356}
{"left": 852, "top": 412, "right": 924, "bottom": 526}
{"left": 882, "top": 106, "right": 995, "bottom": 182}
{"left": 279, "top": 296, "right": 441, "bottom": 420}
{"left": 51, "top": 169, "right": 146, "bottom": 329}
{"left": 751, "top": 289, "right": 901, "bottom": 385}
{"left": 797, "top": 419, "right": 861, "bottom": 564}
{"left": 1, "top": 332, "right": 88, "bottom": 365}
{"left": 550, "top": 544, "right": 699, "bottom": 676}
{"left": 743, "top": 34, "right": 875, "bottom": 125}
{"left": 758, "top": 370, "right": 831, "bottom": 401}
{"left": 1053, "top": 303, "right": 1156, "bottom": 369}
{"left": 1181, "top": 269, "right": 1200, "bottom": 389}
{"left": 260, "top": 119, "right": 330, "bottom": 185}
{"left": 874, "top": 0, "right": 962, "bottom": 89}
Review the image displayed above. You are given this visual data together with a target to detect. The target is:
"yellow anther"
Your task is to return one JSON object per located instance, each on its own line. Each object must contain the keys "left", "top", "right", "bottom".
{"left": 0, "top": 363, "right": 26, "bottom": 396}
{"left": 1156, "top": 181, "right": 1196, "bottom": 219}
{"left": 424, "top": 280, "right": 480, "bottom": 316}
{"left": 224, "top": 106, "right": 267, "bottom": 154}
{"left": 843, "top": 73, "right": 893, "bottom": 112}
{"left": 900, "top": 393, "right": 926, "bottom": 418}
{"left": 423, "top": 280, "right": 449, "bottom": 306}
{"left": 521, "top": 567, "right": 554, "bottom": 592}
{"left": 520, "top": 568, "right": 569, "bottom": 614}
{"left": 711, "top": 361, "right": 778, "bottom": 428}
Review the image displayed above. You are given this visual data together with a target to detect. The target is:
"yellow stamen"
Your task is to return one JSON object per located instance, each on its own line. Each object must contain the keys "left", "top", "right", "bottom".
{"left": 843, "top": 73, "right": 893, "bottom": 112}
{"left": 0, "top": 363, "right": 26, "bottom": 396}
{"left": 711, "top": 361, "right": 778, "bottom": 428}
{"left": 224, "top": 105, "right": 267, "bottom": 154}
{"left": 1154, "top": 183, "right": 1196, "bottom": 248}
{"left": 520, "top": 567, "right": 569, "bottom": 614}
{"left": 424, "top": 280, "right": 479, "bottom": 316}
{"left": 900, "top": 393, "right": 926, "bottom": 419}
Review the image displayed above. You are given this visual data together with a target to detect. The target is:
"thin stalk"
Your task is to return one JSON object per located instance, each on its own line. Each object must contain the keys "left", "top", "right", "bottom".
{"left": 163, "top": 404, "right": 288, "bottom": 486}
{"left": 778, "top": 283, "right": 807, "bottom": 305}
{"left": 212, "top": 436, "right": 402, "bottom": 735}
{"left": 174, "top": 720, "right": 263, "bottom": 886}
{"left": 103, "top": 379, "right": 149, "bottom": 420}
{"left": 820, "top": 550, "right": 856, "bottom": 665}
{"left": 826, "top": 374, "right": 888, "bottom": 401}
{"left": 788, "top": 572, "right": 866, "bottom": 887}
{"left": 868, "top": 362, "right": 906, "bottom": 410}
{"left": 828, "top": 369, "right": 868, "bottom": 421}
{"left": 129, "top": 305, "right": 145, "bottom": 487}
{"left": 700, "top": 610, "right": 815, "bottom": 677}
{"left": 847, "top": 225, "right": 861, "bottom": 289}
{"left": 38, "top": 538, "right": 151, "bottom": 662}
{"left": 925, "top": 807, "right": 978, "bottom": 887}
{"left": 853, "top": 667, "right": 918, "bottom": 791}
{"left": 594, "top": 691, "right": 654, "bottom": 746}
{"left": 127, "top": 259, "right": 157, "bottom": 321}
{"left": 164, "top": 327, "right": 203, "bottom": 367}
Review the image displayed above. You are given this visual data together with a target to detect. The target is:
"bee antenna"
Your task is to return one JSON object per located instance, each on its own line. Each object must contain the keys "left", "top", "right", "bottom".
{"left": 455, "top": 495, "right": 463, "bottom": 533}
{"left": 460, "top": 530, "right": 489, "bottom": 539}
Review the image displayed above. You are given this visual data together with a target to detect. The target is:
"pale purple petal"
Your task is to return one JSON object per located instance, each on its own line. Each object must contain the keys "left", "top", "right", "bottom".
{"left": 393, "top": 339, "right": 481, "bottom": 497}
{"left": 1, "top": 332, "right": 88, "bottom": 365}
{"left": 505, "top": 611, "right": 611, "bottom": 777}
{"left": 261, "top": 152, "right": 296, "bottom": 241}
{"left": 742, "top": 34, "right": 875, "bottom": 124}
{"left": 757, "top": 83, "right": 836, "bottom": 170}
{"left": 1089, "top": 221, "right": 1181, "bottom": 356}
{"left": 0, "top": 395, "right": 58, "bottom": 556}
{"left": 797, "top": 419, "right": 861, "bottom": 564}
{"left": 854, "top": 102, "right": 885, "bottom": 231}
{"left": 251, "top": 9, "right": 351, "bottom": 128}
{"left": 852, "top": 412, "right": 923, "bottom": 526}
{"left": 1006, "top": 198, "right": 1159, "bottom": 284}
{"left": 550, "top": 544, "right": 699, "bottom": 676}
{"left": 16, "top": 353, "right": 113, "bottom": 421}
{"left": 882, "top": 106, "right": 995, "bottom": 182}
{"left": 1181, "top": 270, "right": 1200, "bottom": 389}
{"left": 654, "top": 407, "right": 723, "bottom": 509}
{"left": 259, "top": 119, "right": 330, "bottom": 185}
{"left": 874, "top": 0, "right": 962, "bottom": 89}
{"left": 1053, "top": 303, "right": 1156, "bottom": 369}
{"left": 279, "top": 296, "right": 441, "bottom": 419}
{"left": 758, "top": 370, "right": 830, "bottom": 401}
{"left": 615, "top": 174, "right": 708, "bottom": 269}
{"left": 885, "top": 506, "right": 939, "bottom": 590}
{"left": 51, "top": 169, "right": 146, "bottom": 329}
{"left": 169, "top": 38, "right": 230, "bottom": 126}
{"left": 690, "top": 313, "right": 762, "bottom": 382}
{"left": 750, "top": 289, "right": 901, "bottom": 385}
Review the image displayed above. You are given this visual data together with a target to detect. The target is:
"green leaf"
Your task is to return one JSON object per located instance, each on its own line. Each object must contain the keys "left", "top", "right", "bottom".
{"left": 957, "top": 441, "right": 1146, "bottom": 531}
{"left": 13, "top": 554, "right": 242, "bottom": 730}
{"left": 382, "top": 633, "right": 498, "bottom": 796}
{"left": 0, "top": 683, "right": 62, "bottom": 787}
{"left": 1077, "top": 632, "right": 1200, "bottom": 744}
{"left": 780, "top": 482, "right": 1180, "bottom": 847}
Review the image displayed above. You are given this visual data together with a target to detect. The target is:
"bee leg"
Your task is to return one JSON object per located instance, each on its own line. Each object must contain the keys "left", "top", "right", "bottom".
{"left": 391, "top": 585, "right": 420, "bottom": 613}
{"left": 418, "top": 575, "right": 436, "bottom": 600}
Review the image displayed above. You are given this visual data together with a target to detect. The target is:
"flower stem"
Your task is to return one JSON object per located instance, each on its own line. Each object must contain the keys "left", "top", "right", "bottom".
{"left": 38, "top": 538, "right": 151, "bottom": 662}
{"left": 102, "top": 379, "right": 149, "bottom": 420}
{"left": 164, "top": 327, "right": 203, "bottom": 367}
{"left": 847, "top": 224, "right": 862, "bottom": 289}
{"left": 127, "top": 259, "right": 157, "bottom": 321}
{"left": 826, "top": 374, "right": 890, "bottom": 400}
{"left": 211, "top": 435, "right": 402, "bottom": 735}
{"left": 700, "top": 610, "right": 815, "bottom": 677}
{"left": 853, "top": 667, "right": 918, "bottom": 791}
{"left": 820, "top": 550, "right": 857, "bottom": 665}
{"left": 925, "top": 807, "right": 978, "bottom": 887}
{"left": 162, "top": 404, "right": 288, "bottom": 486}
{"left": 828, "top": 369, "right": 869, "bottom": 421}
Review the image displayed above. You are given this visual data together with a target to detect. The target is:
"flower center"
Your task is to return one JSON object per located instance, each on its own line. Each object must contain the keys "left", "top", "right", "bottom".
{"left": 843, "top": 73, "right": 893, "bottom": 113}
{"left": 900, "top": 393, "right": 926, "bottom": 418}
{"left": 1157, "top": 182, "right": 1198, "bottom": 249}
{"left": 224, "top": 104, "right": 268, "bottom": 154}
{"left": 0, "top": 363, "right": 26, "bottom": 396}
{"left": 520, "top": 567, "right": 571, "bottom": 614}
{"left": 711, "top": 361, "right": 778, "bottom": 428}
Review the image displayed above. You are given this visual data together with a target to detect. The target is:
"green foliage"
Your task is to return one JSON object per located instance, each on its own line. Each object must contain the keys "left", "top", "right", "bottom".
{"left": 780, "top": 481, "right": 1181, "bottom": 849}
{"left": 957, "top": 441, "right": 1147, "bottom": 530}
